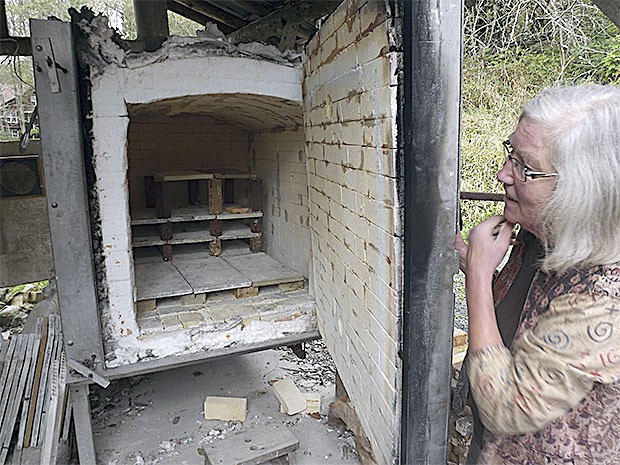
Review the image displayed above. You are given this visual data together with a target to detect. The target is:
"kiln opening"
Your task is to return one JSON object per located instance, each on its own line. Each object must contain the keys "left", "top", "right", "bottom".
{"left": 124, "top": 93, "right": 314, "bottom": 338}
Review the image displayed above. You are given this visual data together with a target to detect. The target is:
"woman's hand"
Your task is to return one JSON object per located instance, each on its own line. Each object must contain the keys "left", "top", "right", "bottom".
{"left": 465, "top": 215, "right": 513, "bottom": 353}
{"left": 466, "top": 215, "right": 514, "bottom": 282}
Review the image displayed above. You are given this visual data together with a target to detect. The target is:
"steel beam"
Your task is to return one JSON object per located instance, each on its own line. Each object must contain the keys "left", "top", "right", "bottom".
{"left": 593, "top": 0, "right": 620, "bottom": 29}
{"left": 71, "top": 385, "right": 96, "bottom": 465}
{"left": 30, "top": 19, "right": 105, "bottom": 375}
{"left": 400, "top": 0, "right": 463, "bottom": 463}
{"left": 133, "top": 0, "right": 169, "bottom": 51}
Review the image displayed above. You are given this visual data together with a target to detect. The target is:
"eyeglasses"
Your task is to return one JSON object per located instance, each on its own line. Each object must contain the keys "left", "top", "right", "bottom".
{"left": 503, "top": 140, "right": 559, "bottom": 182}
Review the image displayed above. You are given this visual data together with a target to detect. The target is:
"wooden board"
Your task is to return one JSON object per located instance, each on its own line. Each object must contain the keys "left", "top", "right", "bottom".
{"left": 154, "top": 170, "right": 214, "bottom": 182}
{"left": 201, "top": 425, "right": 298, "bottom": 465}
{"left": 134, "top": 260, "right": 193, "bottom": 301}
{"left": 172, "top": 255, "right": 251, "bottom": 294}
{"left": 223, "top": 253, "right": 304, "bottom": 287}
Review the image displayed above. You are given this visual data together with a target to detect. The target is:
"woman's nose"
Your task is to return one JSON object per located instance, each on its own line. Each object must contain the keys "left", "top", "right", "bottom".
{"left": 496, "top": 159, "right": 514, "bottom": 184}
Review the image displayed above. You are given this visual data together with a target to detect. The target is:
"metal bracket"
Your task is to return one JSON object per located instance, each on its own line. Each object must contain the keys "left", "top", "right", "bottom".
{"left": 67, "top": 360, "right": 110, "bottom": 388}
{"left": 32, "top": 37, "right": 61, "bottom": 94}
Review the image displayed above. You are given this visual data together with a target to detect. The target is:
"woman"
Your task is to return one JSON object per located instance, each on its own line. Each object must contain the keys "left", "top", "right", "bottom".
{"left": 456, "top": 85, "right": 620, "bottom": 464}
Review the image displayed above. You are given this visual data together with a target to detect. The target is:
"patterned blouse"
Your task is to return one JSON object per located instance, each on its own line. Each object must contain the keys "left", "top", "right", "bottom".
{"left": 468, "top": 262, "right": 620, "bottom": 464}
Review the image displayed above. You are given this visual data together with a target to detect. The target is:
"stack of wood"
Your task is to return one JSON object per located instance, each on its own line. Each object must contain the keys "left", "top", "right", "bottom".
{"left": 449, "top": 327, "right": 472, "bottom": 465}
{"left": 0, "top": 315, "right": 68, "bottom": 465}
{"left": 452, "top": 328, "right": 468, "bottom": 365}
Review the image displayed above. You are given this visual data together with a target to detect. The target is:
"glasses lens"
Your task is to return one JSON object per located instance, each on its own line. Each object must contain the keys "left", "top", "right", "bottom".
{"left": 508, "top": 156, "right": 526, "bottom": 182}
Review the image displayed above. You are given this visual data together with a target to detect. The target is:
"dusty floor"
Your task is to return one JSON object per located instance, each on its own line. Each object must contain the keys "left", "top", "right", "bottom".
{"left": 90, "top": 341, "right": 361, "bottom": 465}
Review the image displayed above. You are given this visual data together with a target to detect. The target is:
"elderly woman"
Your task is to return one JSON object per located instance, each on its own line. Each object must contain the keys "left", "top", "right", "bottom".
{"left": 456, "top": 85, "right": 620, "bottom": 464}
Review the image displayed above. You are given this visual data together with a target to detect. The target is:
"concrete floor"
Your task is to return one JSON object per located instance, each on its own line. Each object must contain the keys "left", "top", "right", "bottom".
{"left": 90, "top": 345, "right": 361, "bottom": 465}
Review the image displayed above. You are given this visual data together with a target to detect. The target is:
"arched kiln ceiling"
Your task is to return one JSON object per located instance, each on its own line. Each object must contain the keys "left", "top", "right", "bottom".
{"left": 128, "top": 93, "right": 303, "bottom": 131}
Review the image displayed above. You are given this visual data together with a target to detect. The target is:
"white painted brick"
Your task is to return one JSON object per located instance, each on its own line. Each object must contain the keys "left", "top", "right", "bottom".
{"left": 365, "top": 199, "right": 400, "bottom": 236}
{"left": 356, "top": 20, "right": 390, "bottom": 67}
{"left": 321, "top": 69, "right": 363, "bottom": 102}
{"left": 359, "top": 86, "right": 394, "bottom": 121}
{"left": 362, "top": 146, "right": 397, "bottom": 178}
{"left": 204, "top": 396, "right": 247, "bottom": 421}
{"left": 91, "top": 70, "right": 127, "bottom": 118}
{"left": 273, "top": 378, "right": 307, "bottom": 415}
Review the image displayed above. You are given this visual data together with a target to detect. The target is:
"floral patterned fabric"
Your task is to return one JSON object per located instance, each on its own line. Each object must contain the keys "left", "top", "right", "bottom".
{"left": 468, "top": 264, "right": 620, "bottom": 464}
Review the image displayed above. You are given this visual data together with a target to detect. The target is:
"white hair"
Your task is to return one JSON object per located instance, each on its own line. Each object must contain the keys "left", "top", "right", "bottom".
{"left": 521, "top": 85, "right": 620, "bottom": 274}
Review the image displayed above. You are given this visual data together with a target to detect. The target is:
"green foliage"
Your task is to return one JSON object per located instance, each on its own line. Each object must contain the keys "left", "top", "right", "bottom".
{"left": 460, "top": 0, "right": 619, "bottom": 236}
{"left": 8, "top": 280, "right": 48, "bottom": 295}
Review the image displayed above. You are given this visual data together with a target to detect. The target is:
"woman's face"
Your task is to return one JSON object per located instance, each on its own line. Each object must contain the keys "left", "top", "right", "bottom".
{"left": 497, "top": 117, "right": 558, "bottom": 237}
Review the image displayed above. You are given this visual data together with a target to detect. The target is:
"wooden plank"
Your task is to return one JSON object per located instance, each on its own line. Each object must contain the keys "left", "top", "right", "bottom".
{"left": 134, "top": 260, "right": 193, "bottom": 300}
{"left": 18, "top": 321, "right": 42, "bottom": 450}
{"left": 202, "top": 425, "right": 298, "bottom": 465}
{"left": 24, "top": 317, "right": 47, "bottom": 448}
{"left": 172, "top": 255, "right": 251, "bottom": 294}
{"left": 223, "top": 253, "right": 304, "bottom": 287}
{"left": 0, "top": 338, "right": 17, "bottom": 415}
{"left": 0, "top": 337, "right": 22, "bottom": 430}
{"left": 1, "top": 335, "right": 35, "bottom": 458}
{"left": 40, "top": 349, "right": 64, "bottom": 465}
{"left": 154, "top": 170, "right": 214, "bottom": 182}
{"left": 0, "top": 336, "right": 25, "bottom": 464}
{"left": 50, "top": 352, "right": 67, "bottom": 465}
{"left": 31, "top": 316, "right": 57, "bottom": 447}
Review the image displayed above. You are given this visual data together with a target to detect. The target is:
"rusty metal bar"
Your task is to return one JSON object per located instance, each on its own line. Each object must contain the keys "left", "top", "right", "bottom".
{"left": 460, "top": 191, "right": 504, "bottom": 202}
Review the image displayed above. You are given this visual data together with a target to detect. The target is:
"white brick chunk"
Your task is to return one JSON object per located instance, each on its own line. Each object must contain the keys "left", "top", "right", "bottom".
{"left": 203, "top": 396, "right": 247, "bottom": 422}
{"left": 272, "top": 379, "right": 307, "bottom": 415}
{"left": 279, "top": 392, "right": 322, "bottom": 414}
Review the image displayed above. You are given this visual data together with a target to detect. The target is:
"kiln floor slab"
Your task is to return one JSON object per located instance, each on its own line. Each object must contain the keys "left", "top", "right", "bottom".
{"left": 134, "top": 244, "right": 303, "bottom": 301}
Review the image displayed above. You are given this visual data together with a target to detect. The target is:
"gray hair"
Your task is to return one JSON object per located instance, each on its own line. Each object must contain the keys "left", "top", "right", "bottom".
{"left": 521, "top": 85, "right": 620, "bottom": 274}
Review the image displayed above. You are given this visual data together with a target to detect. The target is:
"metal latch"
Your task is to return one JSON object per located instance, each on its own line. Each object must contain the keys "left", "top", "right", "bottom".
{"left": 67, "top": 359, "right": 110, "bottom": 388}
{"left": 32, "top": 37, "right": 62, "bottom": 94}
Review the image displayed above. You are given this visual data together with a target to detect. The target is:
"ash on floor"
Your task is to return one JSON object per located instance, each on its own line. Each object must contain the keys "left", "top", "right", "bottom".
{"left": 89, "top": 340, "right": 360, "bottom": 465}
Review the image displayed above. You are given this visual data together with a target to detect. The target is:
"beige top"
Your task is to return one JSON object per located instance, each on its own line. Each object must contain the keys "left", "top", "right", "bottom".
{"left": 469, "top": 293, "right": 620, "bottom": 435}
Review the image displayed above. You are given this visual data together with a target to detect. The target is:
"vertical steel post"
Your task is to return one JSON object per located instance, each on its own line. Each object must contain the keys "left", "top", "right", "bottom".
{"left": 400, "top": 0, "right": 463, "bottom": 463}
{"left": 30, "top": 19, "right": 105, "bottom": 370}
{"left": 133, "top": 0, "right": 170, "bottom": 51}
{"left": 31, "top": 18, "right": 103, "bottom": 464}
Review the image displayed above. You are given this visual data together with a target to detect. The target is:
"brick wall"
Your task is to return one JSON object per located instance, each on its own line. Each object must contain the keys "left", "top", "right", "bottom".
{"left": 90, "top": 54, "right": 304, "bottom": 361}
{"left": 251, "top": 129, "right": 311, "bottom": 278}
{"left": 304, "top": 1, "right": 403, "bottom": 464}
{"left": 127, "top": 114, "right": 251, "bottom": 209}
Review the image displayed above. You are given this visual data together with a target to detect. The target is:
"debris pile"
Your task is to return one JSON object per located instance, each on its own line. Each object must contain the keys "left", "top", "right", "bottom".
{"left": 0, "top": 283, "right": 46, "bottom": 338}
